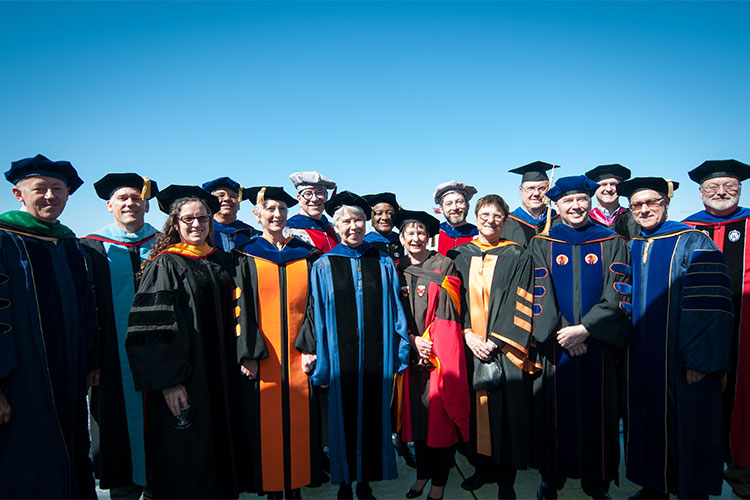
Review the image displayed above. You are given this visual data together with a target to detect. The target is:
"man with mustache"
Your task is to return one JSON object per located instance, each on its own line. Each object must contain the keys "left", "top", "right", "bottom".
{"left": 433, "top": 180, "right": 478, "bottom": 255}
{"left": 80, "top": 173, "right": 160, "bottom": 499}
{"left": 203, "top": 176, "right": 259, "bottom": 251}
{"left": 501, "top": 161, "right": 560, "bottom": 247}
{"left": 683, "top": 159, "right": 750, "bottom": 499}
{"left": 0, "top": 154, "right": 98, "bottom": 498}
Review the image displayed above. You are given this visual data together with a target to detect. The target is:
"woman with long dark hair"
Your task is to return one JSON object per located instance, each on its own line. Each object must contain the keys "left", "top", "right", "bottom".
{"left": 126, "top": 185, "right": 241, "bottom": 499}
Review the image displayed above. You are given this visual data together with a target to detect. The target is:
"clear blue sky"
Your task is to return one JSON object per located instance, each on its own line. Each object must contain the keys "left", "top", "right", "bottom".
{"left": 1, "top": 1, "right": 749, "bottom": 233}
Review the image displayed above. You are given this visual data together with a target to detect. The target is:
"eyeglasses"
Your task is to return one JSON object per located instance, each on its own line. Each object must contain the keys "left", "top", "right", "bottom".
{"left": 300, "top": 190, "right": 327, "bottom": 200}
{"left": 477, "top": 212, "right": 506, "bottom": 223}
{"left": 213, "top": 191, "right": 239, "bottom": 201}
{"left": 521, "top": 185, "right": 549, "bottom": 194}
{"left": 701, "top": 182, "right": 740, "bottom": 195}
{"left": 629, "top": 197, "right": 664, "bottom": 212}
{"left": 178, "top": 215, "right": 211, "bottom": 225}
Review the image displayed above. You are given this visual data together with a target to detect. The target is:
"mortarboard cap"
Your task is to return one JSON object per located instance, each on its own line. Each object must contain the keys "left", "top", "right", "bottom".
{"left": 546, "top": 175, "right": 600, "bottom": 202}
{"left": 5, "top": 154, "right": 84, "bottom": 194}
{"left": 94, "top": 173, "right": 158, "bottom": 200}
{"left": 617, "top": 177, "right": 679, "bottom": 200}
{"left": 433, "top": 180, "right": 477, "bottom": 205}
{"left": 156, "top": 184, "right": 220, "bottom": 215}
{"left": 585, "top": 164, "right": 632, "bottom": 183}
{"left": 392, "top": 209, "right": 441, "bottom": 237}
{"left": 325, "top": 190, "right": 370, "bottom": 217}
{"left": 289, "top": 171, "right": 337, "bottom": 192}
{"left": 363, "top": 192, "right": 399, "bottom": 210}
{"left": 243, "top": 186, "right": 298, "bottom": 207}
{"left": 509, "top": 161, "right": 558, "bottom": 183}
{"left": 688, "top": 159, "right": 750, "bottom": 184}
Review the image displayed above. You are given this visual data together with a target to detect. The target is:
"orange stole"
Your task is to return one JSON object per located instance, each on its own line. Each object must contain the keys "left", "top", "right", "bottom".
{"left": 255, "top": 258, "right": 311, "bottom": 491}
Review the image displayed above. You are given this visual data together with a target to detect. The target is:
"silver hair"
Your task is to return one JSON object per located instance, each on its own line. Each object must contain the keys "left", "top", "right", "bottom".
{"left": 332, "top": 205, "right": 366, "bottom": 226}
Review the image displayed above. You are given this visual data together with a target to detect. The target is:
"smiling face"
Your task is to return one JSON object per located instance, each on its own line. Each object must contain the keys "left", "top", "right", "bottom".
{"left": 211, "top": 188, "right": 240, "bottom": 223}
{"left": 556, "top": 192, "right": 591, "bottom": 229}
{"left": 475, "top": 203, "right": 506, "bottom": 243}
{"left": 255, "top": 199, "right": 288, "bottom": 235}
{"left": 520, "top": 180, "right": 549, "bottom": 213}
{"left": 629, "top": 188, "right": 669, "bottom": 232}
{"left": 700, "top": 175, "right": 741, "bottom": 216}
{"left": 399, "top": 221, "right": 430, "bottom": 262}
{"left": 12, "top": 176, "right": 70, "bottom": 223}
{"left": 334, "top": 207, "right": 366, "bottom": 247}
{"left": 594, "top": 177, "right": 621, "bottom": 207}
{"left": 108, "top": 186, "right": 147, "bottom": 233}
{"left": 175, "top": 200, "right": 211, "bottom": 246}
{"left": 440, "top": 191, "right": 468, "bottom": 226}
{"left": 297, "top": 188, "right": 328, "bottom": 219}
{"left": 371, "top": 202, "right": 395, "bottom": 235}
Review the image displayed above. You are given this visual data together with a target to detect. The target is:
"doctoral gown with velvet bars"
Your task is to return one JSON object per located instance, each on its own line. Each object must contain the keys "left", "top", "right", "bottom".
{"left": 394, "top": 251, "right": 470, "bottom": 449}
{"left": 683, "top": 206, "right": 750, "bottom": 468}
{"left": 80, "top": 223, "right": 158, "bottom": 489}
{"left": 125, "top": 246, "right": 241, "bottom": 499}
{"left": 213, "top": 219, "right": 259, "bottom": 252}
{"left": 286, "top": 214, "right": 339, "bottom": 253}
{"left": 437, "top": 222, "right": 478, "bottom": 255}
{"left": 0, "top": 212, "right": 98, "bottom": 499}
{"left": 527, "top": 222, "right": 632, "bottom": 483}
{"left": 500, "top": 207, "right": 560, "bottom": 247}
{"left": 310, "top": 242, "right": 410, "bottom": 485}
{"left": 233, "top": 236, "right": 322, "bottom": 493}
{"left": 364, "top": 230, "right": 403, "bottom": 266}
{"left": 448, "top": 239, "right": 537, "bottom": 468}
{"left": 626, "top": 220, "right": 733, "bottom": 497}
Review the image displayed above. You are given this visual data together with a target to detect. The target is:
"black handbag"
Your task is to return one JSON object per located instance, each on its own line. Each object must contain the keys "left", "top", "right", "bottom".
{"left": 472, "top": 354, "right": 505, "bottom": 391}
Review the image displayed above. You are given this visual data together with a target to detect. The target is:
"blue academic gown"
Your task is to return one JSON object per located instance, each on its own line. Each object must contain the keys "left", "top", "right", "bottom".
{"left": 213, "top": 218, "right": 258, "bottom": 251}
{"left": 0, "top": 212, "right": 98, "bottom": 499}
{"left": 626, "top": 220, "right": 733, "bottom": 497}
{"left": 363, "top": 230, "right": 403, "bottom": 264}
{"left": 310, "top": 242, "right": 410, "bottom": 485}
{"left": 81, "top": 223, "right": 158, "bottom": 488}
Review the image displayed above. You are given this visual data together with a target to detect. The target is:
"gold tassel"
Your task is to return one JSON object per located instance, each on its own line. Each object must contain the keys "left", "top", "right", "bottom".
{"left": 141, "top": 177, "right": 151, "bottom": 200}
{"left": 238, "top": 185, "right": 244, "bottom": 202}
{"left": 256, "top": 186, "right": 267, "bottom": 205}
{"left": 540, "top": 164, "right": 557, "bottom": 236}
{"left": 666, "top": 179, "right": 674, "bottom": 199}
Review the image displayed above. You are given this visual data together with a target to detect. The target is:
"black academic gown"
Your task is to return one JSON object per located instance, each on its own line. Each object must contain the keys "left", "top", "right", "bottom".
{"left": 527, "top": 222, "right": 632, "bottom": 484}
{"left": 448, "top": 239, "right": 537, "bottom": 469}
{"left": 126, "top": 246, "right": 241, "bottom": 499}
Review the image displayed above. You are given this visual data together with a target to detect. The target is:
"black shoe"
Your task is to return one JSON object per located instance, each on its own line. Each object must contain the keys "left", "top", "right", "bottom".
{"left": 498, "top": 486, "right": 517, "bottom": 499}
{"left": 461, "top": 471, "right": 492, "bottom": 491}
{"left": 405, "top": 487, "right": 424, "bottom": 498}
{"left": 266, "top": 492, "right": 283, "bottom": 500}
{"left": 356, "top": 482, "right": 375, "bottom": 500}
{"left": 628, "top": 488, "right": 668, "bottom": 499}
{"left": 337, "top": 484, "right": 353, "bottom": 500}
{"left": 286, "top": 489, "right": 302, "bottom": 499}
{"left": 537, "top": 482, "right": 558, "bottom": 500}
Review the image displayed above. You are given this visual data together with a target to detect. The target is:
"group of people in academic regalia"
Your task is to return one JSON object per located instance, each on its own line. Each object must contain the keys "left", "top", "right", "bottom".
{"left": 1, "top": 153, "right": 749, "bottom": 500}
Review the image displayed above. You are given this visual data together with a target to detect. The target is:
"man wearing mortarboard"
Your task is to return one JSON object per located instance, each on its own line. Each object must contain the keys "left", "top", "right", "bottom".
{"left": 500, "top": 161, "right": 561, "bottom": 247}
{"left": 202, "top": 176, "right": 259, "bottom": 251}
{"left": 585, "top": 163, "right": 640, "bottom": 239}
{"left": 286, "top": 171, "right": 339, "bottom": 252}
{"left": 619, "top": 176, "right": 733, "bottom": 499}
{"left": 0, "top": 154, "right": 98, "bottom": 498}
{"left": 80, "top": 173, "right": 160, "bottom": 498}
{"left": 527, "top": 176, "right": 632, "bottom": 499}
{"left": 682, "top": 159, "right": 750, "bottom": 499}
{"left": 433, "top": 180, "right": 478, "bottom": 255}
{"left": 363, "top": 191, "right": 404, "bottom": 264}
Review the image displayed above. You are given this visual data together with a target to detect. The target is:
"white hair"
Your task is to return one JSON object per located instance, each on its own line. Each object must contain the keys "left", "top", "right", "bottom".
{"left": 332, "top": 205, "right": 366, "bottom": 226}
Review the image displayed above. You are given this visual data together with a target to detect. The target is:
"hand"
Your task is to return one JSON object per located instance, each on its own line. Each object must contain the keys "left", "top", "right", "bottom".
{"left": 413, "top": 336, "right": 433, "bottom": 360}
{"left": 162, "top": 385, "right": 189, "bottom": 417}
{"left": 567, "top": 344, "right": 588, "bottom": 357}
{"left": 87, "top": 368, "right": 101, "bottom": 388}
{"left": 240, "top": 359, "right": 259, "bottom": 379}
{"left": 301, "top": 353, "right": 316, "bottom": 375}
{"left": 686, "top": 369, "right": 706, "bottom": 384}
{"left": 465, "top": 332, "right": 494, "bottom": 361}
{"left": 556, "top": 324, "right": 590, "bottom": 349}
{"left": 0, "top": 391, "right": 11, "bottom": 425}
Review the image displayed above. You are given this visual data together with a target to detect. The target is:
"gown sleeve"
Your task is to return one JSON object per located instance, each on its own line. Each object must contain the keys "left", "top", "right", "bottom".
{"left": 528, "top": 238, "right": 562, "bottom": 344}
{"left": 310, "top": 259, "right": 331, "bottom": 386}
{"left": 294, "top": 261, "right": 317, "bottom": 354}
{"left": 233, "top": 253, "right": 269, "bottom": 363}
{"left": 580, "top": 236, "right": 632, "bottom": 348}
{"left": 677, "top": 234, "right": 734, "bottom": 375}
{"left": 385, "top": 257, "right": 410, "bottom": 373}
{"left": 125, "top": 256, "right": 192, "bottom": 391}
{"left": 0, "top": 236, "right": 18, "bottom": 380}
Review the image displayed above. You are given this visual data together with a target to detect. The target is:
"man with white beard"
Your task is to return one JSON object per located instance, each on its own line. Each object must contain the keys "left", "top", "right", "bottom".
{"left": 683, "top": 159, "right": 750, "bottom": 499}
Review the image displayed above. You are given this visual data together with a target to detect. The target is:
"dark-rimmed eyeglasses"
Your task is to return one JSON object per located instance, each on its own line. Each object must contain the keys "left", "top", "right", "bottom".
{"left": 178, "top": 215, "right": 211, "bottom": 225}
{"left": 300, "top": 189, "right": 327, "bottom": 200}
{"left": 629, "top": 197, "right": 664, "bottom": 212}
